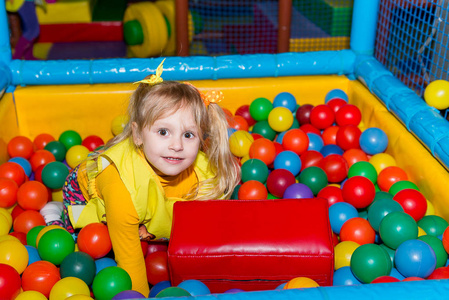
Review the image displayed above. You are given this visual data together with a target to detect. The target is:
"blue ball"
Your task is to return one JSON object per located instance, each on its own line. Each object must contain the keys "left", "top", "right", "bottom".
{"left": 359, "top": 127, "right": 388, "bottom": 155}
{"left": 320, "top": 144, "right": 344, "bottom": 157}
{"left": 329, "top": 202, "right": 358, "bottom": 234}
{"left": 273, "top": 150, "right": 301, "bottom": 176}
{"left": 273, "top": 92, "right": 297, "bottom": 113}
{"left": 307, "top": 133, "right": 324, "bottom": 152}
{"left": 9, "top": 157, "right": 32, "bottom": 177}
{"left": 395, "top": 239, "right": 437, "bottom": 278}
{"left": 25, "top": 245, "right": 41, "bottom": 265}
{"left": 149, "top": 281, "right": 172, "bottom": 298}
{"left": 283, "top": 183, "right": 314, "bottom": 199}
{"left": 275, "top": 131, "right": 287, "bottom": 143}
{"left": 389, "top": 267, "right": 406, "bottom": 280}
{"left": 227, "top": 128, "right": 237, "bottom": 138}
{"left": 94, "top": 257, "right": 117, "bottom": 275}
{"left": 333, "top": 266, "right": 362, "bottom": 286}
{"left": 177, "top": 280, "right": 210, "bottom": 296}
{"left": 275, "top": 282, "right": 287, "bottom": 290}
{"left": 325, "top": 89, "right": 349, "bottom": 103}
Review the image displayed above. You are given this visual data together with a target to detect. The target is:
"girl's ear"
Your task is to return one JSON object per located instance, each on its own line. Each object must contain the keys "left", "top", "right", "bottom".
{"left": 131, "top": 122, "right": 143, "bottom": 146}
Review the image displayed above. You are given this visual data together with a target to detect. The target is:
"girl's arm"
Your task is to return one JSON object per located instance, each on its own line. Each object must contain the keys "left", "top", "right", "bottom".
{"left": 97, "top": 165, "right": 150, "bottom": 296}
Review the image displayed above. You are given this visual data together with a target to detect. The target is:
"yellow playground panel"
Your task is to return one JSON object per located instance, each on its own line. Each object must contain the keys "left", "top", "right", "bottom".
{"left": 1, "top": 75, "right": 449, "bottom": 222}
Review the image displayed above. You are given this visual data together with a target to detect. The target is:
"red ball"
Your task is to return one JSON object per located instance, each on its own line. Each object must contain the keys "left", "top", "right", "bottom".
{"left": 299, "top": 124, "right": 321, "bottom": 136}
{"left": 336, "top": 125, "right": 361, "bottom": 150}
{"left": 317, "top": 185, "right": 344, "bottom": 206}
{"left": 402, "top": 277, "right": 425, "bottom": 282}
{"left": 309, "top": 104, "right": 335, "bottom": 130}
{"left": 0, "top": 263, "right": 21, "bottom": 300}
{"left": 146, "top": 241, "right": 168, "bottom": 257}
{"left": 29, "top": 150, "right": 56, "bottom": 172}
{"left": 443, "top": 227, "right": 449, "bottom": 254}
{"left": 295, "top": 104, "right": 314, "bottom": 125}
{"left": 318, "top": 154, "right": 348, "bottom": 183}
{"left": 0, "top": 162, "right": 26, "bottom": 186}
{"left": 82, "top": 135, "right": 105, "bottom": 152}
{"left": 335, "top": 104, "right": 362, "bottom": 126}
{"left": 11, "top": 204, "right": 25, "bottom": 221}
{"left": 266, "top": 169, "right": 296, "bottom": 198}
{"left": 17, "top": 181, "right": 49, "bottom": 211}
{"left": 229, "top": 115, "right": 249, "bottom": 132}
{"left": 321, "top": 126, "right": 339, "bottom": 145}
{"left": 282, "top": 129, "right": 309, "bottom": 156}
{"left": 77, "top": 223, "right": 112, "bottom": 259}
{"left": 13, "top": 210, "right": 46, "bottom": 234}
{"left": 327, "top": 98, "right": 348, "bottom": 114}
{"left": 392, "top": 188, "right": 427, "bottom": 221}
{"left": 9, "top": 231, "right": 27, "bottom": 245}
{"left": 343, "top": 149, "right": 369, "bottom": 168}
{"left": 238, "top": 180, "right": 268, "bottom": 200}
{"left": 339, "top": 217, "right": 376, "bottom": 245}
{"left": 342, "top": 176, "right": 375, "bottom": 209}
{"left": 377, "top": 166, "right": 408, "bottom": 192}
{"left": 0, "top": 177, "right": 19, "bottom": 208}
{"left": 251, "top": 133, "right": 264, "bottom": 141}
{"left": 427, "top": 267, "right": 449, "bottom": 280}
{"left": 145, "top": 251, "right": 169, "bottom": 286}
{"left": 7, "top": 136, "right": 34, "bottom": 159}
{"left": 371, "top": 276, "right": 400, "bottom": 284}
{"left": 332, "top": 232, "right": 339, "bottom": 247}
{"left": 249, "top": 138, "right": 276, "bottom": 165}
{"left": 235, "top": 105, "right": 256, "bottom": 127}
{"left": 33, "top": 133, "right": 55, "bottom": 151}
{"left": 22, "top": 260, "right": 61, "bottom": 297}
{"left": 300, "top": 150, "right": 323, "bottom": 171}
{"left": 33, "top": 165, "right": 45, "bottom": 183}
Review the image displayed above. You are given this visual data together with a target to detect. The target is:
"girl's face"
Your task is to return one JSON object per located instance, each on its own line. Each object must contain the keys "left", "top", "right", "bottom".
{"left": 132, "top": 107, "right": 201, "bottom": 176}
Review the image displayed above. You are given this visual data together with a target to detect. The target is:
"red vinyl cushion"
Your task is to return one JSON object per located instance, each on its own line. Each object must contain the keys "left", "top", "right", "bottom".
{"left": 168, "top": 198, "right": 334, "bottom": 292}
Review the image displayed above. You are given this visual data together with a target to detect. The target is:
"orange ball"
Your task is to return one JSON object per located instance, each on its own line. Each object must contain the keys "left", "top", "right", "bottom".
{"left": 17, "top": 181, "right": 49, "bottom": 211}
{"left": 29, "top": 150, "right": 56, "bottom": 172}
{"left": 238, "top": 180, "right": 267, "bottom": 200}
{"left": 7, "top": 136, "right": 34, "bottom": 159}
{"left": 343, "top": 148, "right": 369, "bottom": 168}
{"left": 249, "top": 138, "right": 276, "bottom": 165}
{"left": 377, "top": 166, "right": 408, "bottom": 192}
{"left": 282, "top": 129, "right": 309, "bottom": 156}
{"left": 13, "top": 210, "right": 46, "bottom": 234}
{"left": 77, "top": 223, "right": 112, "bottom": 259}
{"left": 284, "top": 277, "right": 319, "bottom": 289}
{"left": 321, "top": 126, "right": 339, "bottom": 145}
{"left": 339, "top": 217, "right": 376, "bottom": 245}
{"left": 229, "top": 115, "right": 249, "bottom": 131}
{"left": 33, "top": 134, "right": 55, "bottom": 151}
{"left": 22, "top": 260, "right": 61, "bottom": 297}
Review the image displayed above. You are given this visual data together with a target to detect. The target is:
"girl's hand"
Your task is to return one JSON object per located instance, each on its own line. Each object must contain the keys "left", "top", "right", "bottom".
{"left": 139, "top": 224, "right": 156, "bottom": 242}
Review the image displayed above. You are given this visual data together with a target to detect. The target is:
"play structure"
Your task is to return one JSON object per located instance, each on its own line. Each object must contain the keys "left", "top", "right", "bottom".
{"left": 3, "top": 0, "right": 449, "bottom": 299}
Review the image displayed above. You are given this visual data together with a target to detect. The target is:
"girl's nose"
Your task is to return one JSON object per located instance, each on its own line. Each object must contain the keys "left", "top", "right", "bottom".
{"left": 169, "top": 136, "right": 183, "bottom": 151}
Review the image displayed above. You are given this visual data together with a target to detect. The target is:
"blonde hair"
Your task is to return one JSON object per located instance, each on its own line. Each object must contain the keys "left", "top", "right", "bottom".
{"left": 105, "top": 81, "right": 240, "bottom": 200}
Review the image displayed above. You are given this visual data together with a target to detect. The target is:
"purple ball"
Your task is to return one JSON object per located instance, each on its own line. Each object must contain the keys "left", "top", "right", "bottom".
{"left": 112, "top": 290, "right": 145, "bottom": 299}
{"left": 283, "top": 183, "right": 314, "bottom": 199}
{"left": 224, "top": 288, "right": 245, "bottom": 293}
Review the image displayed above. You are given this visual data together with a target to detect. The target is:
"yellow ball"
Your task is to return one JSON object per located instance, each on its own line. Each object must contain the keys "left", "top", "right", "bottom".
{"left": 0, "top": 234, "right": 20, "bottom": 243}
{"left": 268, "top": 107, "right": 294, "bottom": 132}
{"left": 229, "top": 130, "right": 254, "bottom": 157}
{"left": 65, "top": 295, "right": 94, "bottom": 300}
{"left": 111, "top": 115, "right": 129, "bottom": 136}
{"left": 52, "top": 189, "right": 63, "bottom": 202}
{"left": 240, "top": 154, "right": 251, "bottom": 165}
{"left": 0, "top": 239, "right": 29, "bottom": 274}
{"left": 369, "top": 153, "right": 397, "bottom": 174}
{"left": 15, "top": 291, "right": 47, "bottom": 300}
{"left": 418, "top": 226, "right": 427, "bottom": 237}
{"left": 283, "top": 277, "right": 320, "bottom": 289}
{"left": 0, "top": 207, "right": 12, "bottom": 228}
{"left": 424, "top": 80, "right": 449, "bottom": 110}
{"left": 36, "top": 225, "right": 66, "bottom": 247}
{"left": 334, "top": 240, "right": 360, "bottom": 270}
{"left": 425, "top": 199, "right": 435, "bottom": 216}
{"left": 0, "top": 213, "right": 11, "bottom": 236}
{"left": 65, "top": 145, "right": 89, "bottom": 169}
{"left": 49, "top": 277, "right": 90, "bottom": 300}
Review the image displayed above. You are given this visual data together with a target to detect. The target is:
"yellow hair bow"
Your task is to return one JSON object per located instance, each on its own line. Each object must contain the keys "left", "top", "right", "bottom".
{"left": 134, "top": 58, "right": 166, "bottom": 85}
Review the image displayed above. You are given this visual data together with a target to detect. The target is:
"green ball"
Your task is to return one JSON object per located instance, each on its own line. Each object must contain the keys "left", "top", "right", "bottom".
{"left": 267, "top": 193, "right": 279, "bottom": 199}
{"left": 44, "top": 141, "right": 67, "bottom": 162}
{"left": 231, "top": 185, "right": 241, "bottom": 200}
{"left": 156, "top": 287, "right": 191, "bottom": 298}
{"left": 241, "top": 158, "right": 269, "bottom": 184}
{"left": 374, "top": 191, "right": 394, "bottom": 202}
{"left": 348, "top": 161, "right": 378, "bottom": 184}
{"left": 297, "top": 166, "right": 328, "bottom": 196}
{"left": 249, "top": 97, "right": 273, "bottom": 121}
{"left": 358, "top": 208, "right": 368, "bottom": 220}
{"left": 92, "top": 266, "right": 132, "bottom": 300}
{"left": 389, "top": 180, "right": 419, "bottom": 195}
{"left": 252, "top": 121, "right": 277, "bottom": 141}
{"left": 38, "top": 229, "right": 75, "bottom": 265}
{"left": 60, "top": 251, "right": 97, "bottom": 286}
{"left": 379, "top": 243, "right": 395, "bottom": 265}
{"left": 379, "top": 211, "right": 418, "bottom": 249}
{"left": 289, "top": 118, "right": 300, "bottom": 130}
{"left": 41, "top": 161, "right": 70, "bottom": 189}
{"left": 26, "top": 225, "right": 45, "bottom": 248}
{"left": 350, "top": 243, "right": 392, "bottom": 283}
{"left": 367, "top": 198, "right": 404, "bottom": 232}
{"left": 59, "top": 130, "right": 82, "bottom": 151}
{"left": 418, "top": 235, "right": 448, "bottom": 268}
{"left": 417, "top": 215, "right": 449, "bottom": 237}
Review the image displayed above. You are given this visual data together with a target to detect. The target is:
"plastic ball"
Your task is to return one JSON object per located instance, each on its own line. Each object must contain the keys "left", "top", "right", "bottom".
{"left": 0, "top": 177, "right": 19, "bottom": 208}
{"left": 95, "top": 257, "right": 117, "bottom": 275}
{"left": 9, "top": 157, "right": 32, "bottom": 177}
{"left": 393, "top": 188, "right": 427, "bottom": 222}
{"left": 368, "top": 198, "right": 404, "bottom": 232}
{"left": 295, "top": 104, "right": 314, "bottom": 125}
{"left": 268, "top": 107, "right": 294, "bottom": 132}
{"left": 423, "top": 79, "right": 449, "bottom": 110}
{"left": 320, "top": 144, "right": 344, "bottom": 157}
{"left": 35, "top": 225, "right": 65, "bottom": 247}
{"left": 282, "top": 129, "right": 309, "bottom": 155}
{"left": 427, "top": 266, "right": 449, "bottom": 279}
{"left": 371, "top": 275, "right": 400, "bottom": 284}
{"left": 38, "top": 228, "right": 75, "bottom": 265}
{"left": 248, "top": 138, "right": 276, "bottom": 165}
{"left": 145, "top": 251, "right": 169, "bottom": 286}
{"left": 321, "top": 126, "right": 339, "bottom": 145}
{"left": 33, "top": 133, "right": 55, "bottom": 150}
{"left": 377, "top": 166, "right": 408, "bottom": 192}
{"left": 394, "top": 239, "right": 436, "bottom": 278}
{"left": 309, "top": 104, "right": 335, "bottom": 129}
{"left": 49, "top": 277, "right": 91, "bottom": 300}
{"left": 318, "top": 154, "right": 348, "bottom": 183}
{"left": 273, "top": 92, "right": 297, "bottom": 112}
{"left": 0, "top": 263, "right": 21, "bottom": 300}
{"left": 60, "top": 251, "right": 96, "bottom": 286}
{"left": 252, "top": 121, "right": 277, "bottom": 140}
{"left": 82, "top": 135, "right": 105, "bottom": 151}
{"left": 343, "top": 148, "right": 369, "bottom": 168}
{"left": 235, "top": 105, "right": 256, "bottom": 127}
{"left": 335, "top": 104, "right": 362, "bottom": 126}
{"left": 77, "top": 223, "right": 112, "bottom": 259}
{"left": 418, "top": 215, "right": 448, "bottom": 237}
{"left": 273, "top": 150, "right": 301, "bottom": 176}
{"left": 92, "top": 266, "right": 132, "bottom": 300}
{"left": 329, "top": 202, "right": 358, "bottom": 234}
{"left": 418, "top": 234, "right": 448, "bottom": 268}
{"left": 29, "top": 149, "right": 56, "bottom": 172}
{"left": 0, "top": 239, "right": 29, "bottom": 274}
{"left": 25, "top": 245, "right": 41, "bottom": 265}
{"left": 283, "top": 277, "right": 319, "bottom": 289}
{"left": 359, "top": 127, "right": 388, "bottom": 155}
{"left": 336, "top": 125, "right": 361, "bottom": 150}
{"left": 369, "top": 153, "right": 396, "bottom": 174}
{"left": 327, "top": 98, "right": 348, "bottom": 114}
{"left": 334, "top": 241, "right": 360, "bottom": 270}
{"left": 149, "top": 281, "right": 172, "bottom": 297}
{"left": 65, "top": 145, "right": 90, "bottom": 169}
{"left": 17, "top": 181, "right": 49, "bottom": 211}
{"left": 238, "top": 180, "right": 267, "bottom": 200}
{"left": 283, "top": 183, "right": 314, "bottom": 199}
{"left": 317, "top": 185, "right": 343, "bottom": 206}
{"left": 156, "top": 287, "right": 191, "bottom": 298}
{"left": 15, "top": 291, "right": 48, "bottom": 300}
{"left": 266, "top": 169, "right": 296, "bottom": 198}
{"left": 388, "top": 180, "right": 419, "bottom": 195}
{"left": 340, "top": 217, "right": 376, "bottom": 245}
{"left": 44, "top": 141, "right": 67, "bottom": 162}
{"left": 59, "top": 130, "right": 82, "bottom": 151}
{"left": 350, "top": 243, "right": 392, "bottom": 283}
{"left": 297, "top": 166, "right": 328, "bottom": 196}
{"left": 0, "top": 161, "right": 26, "bottom": 186}
{"left": 229, "top": 130, "right": 254, "bottom": 157}
{"left": 111, "top": 115, "right": 129, "bottom": 136}
{"left": 8, "top": 136, "right": 34, "bottom": 159}
{"left": 325, "top": 89, "right": 348, "bottom": 103}
{"left": 342, "top": 176, "right": 375, "bottom": 209}
{"left": 22, "top": 260, "right": 61, "bottom": 297}
{"left": 307, "top": 132, "right": 324, "bottom": 152}
{"left": 41, "top": 161, "right": 70, "bottom": 190}
{"left": 300, "top": 150, "right": 323, "bottom": 171}
{"left": 348, "top": 161, "right": 377, "bottom": 184}
{"left": 13, "top": 210, "right": 46, "bottom": 234}
{"left": 112, "top": 290, "right": 145, "bottom": 299}
{"left": 249, "top": 97, "right": 273, "bottom": 121}
{"left": 333, "top": 266, "right": 362, "bottom": 286}
{"left": 241, "top": 158, "right": 269, "bottom": 183}
{"left": 177, "top": 279, "right": 211, "bottom": 296}
{"left": 379, "top": 211, "right": 418, "bottom": 249}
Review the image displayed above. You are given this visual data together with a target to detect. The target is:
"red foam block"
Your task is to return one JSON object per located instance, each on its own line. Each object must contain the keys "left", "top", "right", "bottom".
{"left": 168, "top": 198, "right": 334, "bottom": 293}
{"left": 38, "top": 22, "right": 123, "bottom": 43}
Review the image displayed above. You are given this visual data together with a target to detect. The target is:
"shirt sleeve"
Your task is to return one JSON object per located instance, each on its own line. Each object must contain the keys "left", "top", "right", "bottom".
{"left": 96, "top": 164, "right": 150, "bottom": 296}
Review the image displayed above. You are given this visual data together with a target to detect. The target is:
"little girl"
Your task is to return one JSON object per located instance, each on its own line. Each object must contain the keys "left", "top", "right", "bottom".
{"left": 52, "top": 60, "right": 241, "bottom": 295}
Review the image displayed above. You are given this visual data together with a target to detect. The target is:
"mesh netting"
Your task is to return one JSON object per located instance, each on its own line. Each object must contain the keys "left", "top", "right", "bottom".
{"left": 375, "top": 0, "right": 449, "bottom": 97}
{"left": 188, "top": 0, "right": 353, "bottom": 55}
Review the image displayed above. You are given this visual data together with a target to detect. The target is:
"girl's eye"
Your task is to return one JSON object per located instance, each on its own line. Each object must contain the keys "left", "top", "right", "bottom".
{"left": 158, "top": 129, "right": 168, "bottom": 136}
{"left": 184, "top": 132, "right": 195, "bottom": 139}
